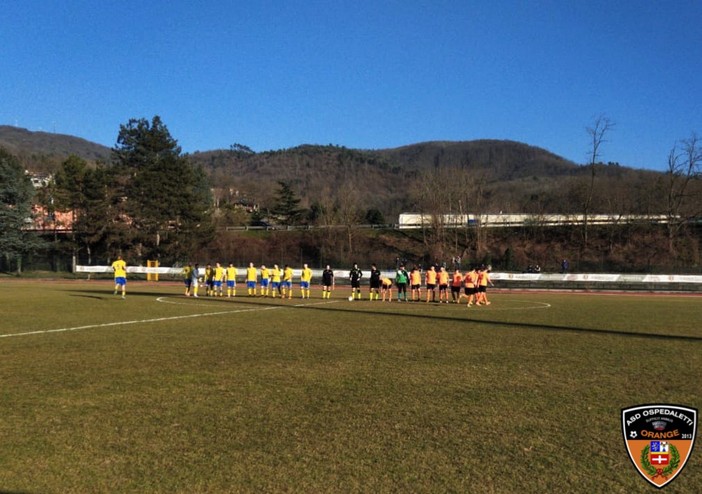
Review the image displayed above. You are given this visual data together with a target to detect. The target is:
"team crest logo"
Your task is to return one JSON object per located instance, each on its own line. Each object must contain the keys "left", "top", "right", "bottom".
{"left": 622, "top": 404, "right": 697, "bottom": 489}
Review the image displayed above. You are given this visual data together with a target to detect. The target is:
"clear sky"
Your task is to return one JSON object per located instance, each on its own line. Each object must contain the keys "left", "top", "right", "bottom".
{"left": 2, "top": 1, "right": 700, "bottom": 170}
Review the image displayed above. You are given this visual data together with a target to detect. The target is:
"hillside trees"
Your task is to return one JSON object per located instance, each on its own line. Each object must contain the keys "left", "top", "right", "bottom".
{"left": 50, "top": 155, "right": 88, "bottom": 269}
{"left": 43, "top": 116, "right": 215, "bottom": 266}
{"left": 308, "top": 181, "right": 365, "bottom": 261}
{"left": 111, "top": 116, "right": 213, "bottom": 262}
{"left": 662, "top": 134, "right": 702, "bottom": 256}
{"left": 0, "top": 148, "right": 43, "bottom": 272}
{"left": 334, "top": 179, "right": 364, "bottom": 259}
{"left": 50, "top": 155, "right": 132, "bottom": 267}
{"left": 408, "top": 166, "right": 491, "bottom": 265}
{"left": 271, "top": 181, "right": 305, "bottom": 225}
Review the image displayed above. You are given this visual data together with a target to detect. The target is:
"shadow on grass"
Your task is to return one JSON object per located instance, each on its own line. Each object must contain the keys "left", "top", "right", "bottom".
{"left": 65, "top": 288, "right": 702, "bottom": 343}
{"left": 69, "top": 294, "right": 108, "bottom": 301}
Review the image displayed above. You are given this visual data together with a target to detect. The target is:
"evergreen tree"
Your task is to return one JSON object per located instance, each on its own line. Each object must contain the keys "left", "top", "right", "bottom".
{"left": 51, "top": 156, "right": 131, "bottom": 265}
{"left": 271, "top": 181, "right": 305, "bottom": 225}
{"left": 111, "top": 116, "right": 213, "bottom": 262}
{"left": 364, "top": 208, "right": 385, "bottom": 225}
{"left": 0, "top": 148, "right": 44, "bottom": 272}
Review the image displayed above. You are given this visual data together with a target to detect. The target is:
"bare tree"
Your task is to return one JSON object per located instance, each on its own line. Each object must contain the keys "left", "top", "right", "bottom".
{"left": 407, "top": 167, "right": 458, "bottom": 263}
{"left": 335, "top": 179, "right": 364, "bottom": 259}
{"left": 663, "top": 133, "right": 702, "bottom": 254}
{"left": 407, "top": 166, "right": 492, "bottom": 266}
{"left": 312, "top": 185, "right": 342, "bottom": 264}
{"left": 454, "top": 168, "right": 490, "bottom": 260}
{"left": 582, "top": 115, "right": 615, "bottom": 245}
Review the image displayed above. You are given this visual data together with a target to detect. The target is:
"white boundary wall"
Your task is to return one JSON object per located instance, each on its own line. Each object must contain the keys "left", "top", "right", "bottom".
{"left": 75, "top": 266, "right": 702, "bottom": 285}
{"left": 490, "top": 272, "right": 702, "bottom": 284}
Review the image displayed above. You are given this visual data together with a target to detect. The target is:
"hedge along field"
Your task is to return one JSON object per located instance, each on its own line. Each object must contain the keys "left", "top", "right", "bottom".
{"left": 0, "top": 281, "right": 700, "bottom": 493}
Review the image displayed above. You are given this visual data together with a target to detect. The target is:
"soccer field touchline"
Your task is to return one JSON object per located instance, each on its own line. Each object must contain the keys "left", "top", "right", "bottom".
{"left": 0, "top": 299, "right": 339, "bottom": 340}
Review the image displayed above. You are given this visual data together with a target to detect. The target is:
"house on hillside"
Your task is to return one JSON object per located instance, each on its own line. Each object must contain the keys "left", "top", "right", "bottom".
{"left": 29, "top": 205, "right": 75, "bottom": 232}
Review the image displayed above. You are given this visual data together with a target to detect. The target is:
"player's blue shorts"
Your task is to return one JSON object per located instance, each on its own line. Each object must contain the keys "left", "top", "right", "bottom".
{"left": 271, "top": 282, "right": 280, "bottom": 289}
{"left": 247, "top": 281, "right": 256, "bottom": 289}
{"left": 227, "top": 280, "right": 235, "bottom": 288}
{"left": 283, "top": 281, "right": 291, "bottom": 288}
{"left": 184, "top": 279, "right": 192, "bottom": 287}
{"left": 261, "top": 279, "right": 270, "bottom": 288}
{"left": 214, "top": 280, "right": 222, "bottom": 288}
{"left": 115, "top": 277, "right": 126, "bottom": 286}
{"left": 300, "top": 281, "right": 310, "bottom": 289}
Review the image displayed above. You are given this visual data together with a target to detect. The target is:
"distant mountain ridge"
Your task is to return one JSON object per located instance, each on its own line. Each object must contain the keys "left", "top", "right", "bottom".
{"left": 0, "top": 126, "right": 578, "bottom": 176}
{"left": 1, "top": 125, "right": 661, "bottom": 218}
{"left": 0, "top": 126, "right": 111, "bottom": 167}
{"left": 375, "top": 139, "right": 580, "bottom": 178}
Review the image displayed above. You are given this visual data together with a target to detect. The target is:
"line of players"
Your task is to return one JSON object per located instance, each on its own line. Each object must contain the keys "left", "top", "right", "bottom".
{"left": 181, "top": 262, "right": 316, "bottom": 299}
{"left": 351, "top": 264, "right": 494, "bottom": 306}
{"left": 182, "top": 261, "right": 493, "bottom": 306}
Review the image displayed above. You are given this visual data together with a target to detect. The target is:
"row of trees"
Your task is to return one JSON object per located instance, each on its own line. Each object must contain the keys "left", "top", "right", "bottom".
{"left": 2, "top": 115, "right": 699, "bottom": 272}
{"left": 205, "top": 117, "right": 701, "bottom": 267}
{"left": 2, "top": 117, "right": 213, "bottom": 272}
{"left": 0, "top": 148, "right": 44, "bottom": 271}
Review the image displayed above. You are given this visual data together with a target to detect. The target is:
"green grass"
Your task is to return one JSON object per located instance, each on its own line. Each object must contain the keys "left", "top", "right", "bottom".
{"left": 0, "top": 282, "right": 700, "bottom": 493}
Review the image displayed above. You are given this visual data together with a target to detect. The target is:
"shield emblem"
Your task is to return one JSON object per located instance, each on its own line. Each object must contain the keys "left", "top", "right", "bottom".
{"left": 622, "top": 404, "right": 697, "bottom": 489}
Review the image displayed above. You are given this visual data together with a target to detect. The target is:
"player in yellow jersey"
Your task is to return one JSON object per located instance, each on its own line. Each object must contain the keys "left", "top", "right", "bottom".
{"left": 300, "top": 263, "right": 313, "bottom": 299}
{"left": 111, "top": 255, "right": 127, "bottom": 299}
{"left": 270, "top": 264, "right": 281, "bottom": 297}
{"left": 381, "top": 276, "right": 393, "bottom": 302}
{"left": 259, "top": 265, "right": 270, "bottom": 296}
{"left": 246, "top": 262, "right": 258, "bottom": 296}
{"left": 204, "top": 263, "right": 214, "bottom": 296}
{"left": 213, "top": 262, "right": 225, "bottom": 296}
{"left": 225, "top": 263, "right": 238, "bottom": 297}
{"left": 282, "top": 264, "right": 294, "bottom": 299}
{"left": 182, "top": 262, "right": 193, "bottom": 296}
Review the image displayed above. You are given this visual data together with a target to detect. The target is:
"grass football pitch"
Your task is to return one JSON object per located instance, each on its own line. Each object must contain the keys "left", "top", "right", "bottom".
{"left": 0, "top": 281, "right": 700, "bottom": 493}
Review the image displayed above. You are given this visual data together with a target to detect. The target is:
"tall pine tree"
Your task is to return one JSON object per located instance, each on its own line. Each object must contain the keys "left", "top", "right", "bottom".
{"left": 0, "top": 148, "right": 44, "bottom": 272}
{"left": 271, "top": 181, "right": 305, "bottom": 226}
{"left": 112, "top": 116, "right": 213, "bottom": 262}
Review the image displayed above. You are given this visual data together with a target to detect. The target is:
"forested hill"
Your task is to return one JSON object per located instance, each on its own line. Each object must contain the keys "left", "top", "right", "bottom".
{"left": 0, "top": 125, "right": 111, "bottom": 171}
{"left": 190, "top": 140, "right": 584, "bottom": 208}
{"left": 192, "top": 139, "right": 580, "bottom": 182}
{"left": 376, "top": 140, "right": 579, "bottom": 178}
{"left": 2, "top": 125, "right": 582, "bottom": 183}
{"left": 2, "top": 125, "right": 663, "bottom": 217}
{"left": 189, "top": 140, "right": 656, "bottom": 217}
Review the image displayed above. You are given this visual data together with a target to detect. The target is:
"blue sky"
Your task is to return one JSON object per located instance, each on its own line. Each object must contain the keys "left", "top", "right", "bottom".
{"left": 2, "top": 1, "right": 700, "bottom": 170}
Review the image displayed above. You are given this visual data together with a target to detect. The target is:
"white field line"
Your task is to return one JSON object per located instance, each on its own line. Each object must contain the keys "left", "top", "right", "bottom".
{"left": 0, "top": 299, "right": 339, "bottom": 340}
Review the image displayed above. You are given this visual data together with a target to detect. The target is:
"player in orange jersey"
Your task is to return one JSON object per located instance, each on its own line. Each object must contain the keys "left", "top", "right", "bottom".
{"left": 476, "top": 266, "right": 494, "bottom": 305}
{"left": 425, "top": 265, "right": 437, "bottom": 303}
{"left": 458, "top": 266, "right": 478, "bottom": 306}
{"left": 450, "top": 268, "right": 463, "bottom": 303}
{"left": 409, "top": 266, "right": 422, "bottom": 301}
{"left": 437, "top": 266, "right": 450, "bottom": 303}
